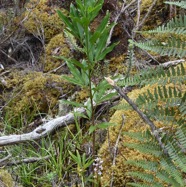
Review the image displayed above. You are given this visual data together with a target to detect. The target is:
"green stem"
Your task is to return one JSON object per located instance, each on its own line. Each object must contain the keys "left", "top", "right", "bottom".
{"left": 81, "top": 175, "right": 85, "bottom": 187}
{"left": 84, "top": 7, "right": 96, "bottom": 187}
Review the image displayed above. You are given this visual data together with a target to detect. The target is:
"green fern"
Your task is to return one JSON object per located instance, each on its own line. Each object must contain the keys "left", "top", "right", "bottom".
{"left": 118, "top": 63, "right": 186, "bottom": 87}
{"left": 129, "top": 38, "right": 186, "bottom": 58}
{"left": 124, "top": 129, "right": 186, "bottom": 186}
{"left": 165, "top": 1, "right": 186, "bottom": 9}
{"left": 127, "top": 183, "right": 164, "bottom": 187}
{"left": 126, "top": 171, "right": 155, "bottom": 183}
{"left": 119, "top": 1, "right": 186, "bottom": 186}
{"left": 142, "top": 15, "right": 186, "bottom": 35}
{"left": 136, "top": 86, "right": 183, "bottom": 108}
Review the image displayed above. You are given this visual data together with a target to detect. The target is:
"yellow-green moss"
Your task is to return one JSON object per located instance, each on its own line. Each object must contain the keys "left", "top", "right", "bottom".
{"left": 139, "top": 0, "right": 168, "bottom": 30}
{"left": 0, "top": 10, "right": 7, "bottom": 27}
{"left": 23, "top": 0, "right": 67, "bottom": 41}
{"left": 0, "top": 169, "right": 13, "bottom": 187}
{"left": 109, "top": 54, "right": 137, "bottom": 75}
{"left": 4, "top": 71, "right": 74, "bottom": 127}
{"left": 43, "top": 33, "right": 71, "bottom": 72}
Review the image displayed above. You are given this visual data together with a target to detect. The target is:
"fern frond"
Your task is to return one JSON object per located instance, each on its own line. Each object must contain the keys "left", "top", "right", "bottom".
{"left": 165, "top": 1, "right": 186, "bottom": 9}
{"left": 179, "top": 93, "right": 186, "bottom": 116}
{"left": 175, "top": 124, "right": 186, "bottom": 150}
{"left": 156, "top": 170, "right": 182, "bottom": 187}
{"left": 127, "top": 183, "right": 164, "bottom": 187}
{"left": 136, "top": 86, "right": 183, "bottom": 110}
{"left": 148, "top": 107, "right": 177, "bottom": 124}
{"left": 124, "top": 130, "right": 152, "bottom": 142}
{"left": 160, "top": 158, "right": 184, "bottom": 185}
{"left": 130, "top": 38, "right": 186, "bottom": 58}
{"left": 143, "top": 15, "right": 186, "bottom": 35}
{"left": 125, "top": 160, "right": 158, "bottom": 172}
{"left": 165, "top": 140, "right": 186, "bottom": 172}
{"left": 118, "top": 63, "right": 186, "bottom": 87}
{"left": 126, "top": 171, "right": 154, "bottom": 183}
{"left": 124, "top": 142, "right": 162, "bottom": 157}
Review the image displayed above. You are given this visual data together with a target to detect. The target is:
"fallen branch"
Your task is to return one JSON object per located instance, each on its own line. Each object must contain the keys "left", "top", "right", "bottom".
{"left": 0, "top": 155, "right": 51, "bottom": 167}
{"left": 0, "top": 108, "right": 86, "bottom": 146}
{"left": 0, "top": 96, "right": 120, "bottom": 147}
{"left": 161, "top": 59, "right": 185, "bottom": 68}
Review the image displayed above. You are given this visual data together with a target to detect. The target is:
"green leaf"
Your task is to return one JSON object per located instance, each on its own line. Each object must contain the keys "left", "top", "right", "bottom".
{"left": 73, "top": 111, "right": 89, "bottom": 119}
{"left": 89, "top": 122, "right": 116, "bottom": 134}
{"left": 88, "top": 4, "right": 103, "bottom": 22}
{"left": 60, "top": 100, "right": 84, "bottom": 108}
{"left": 85, "top": 99, "right": 92, "bottom": 119}
{"left": 90, "top": 12, "right": 110, "bottom": 44}
{"left": 98, "top": 92, "right": 117, "bottom": 103}
{"left": 69, "top": 151, "right": 79, "bottom": 163}
{"left": 94, "top": 29, "right": 110, "bottom": 59}
{"left": 97, "top": 42, "right": 119, "bottom": 61}
{"left": 57, "top": 10, "right": 74, "bottom": 33}
{"left": 62, "top": 75, "right": 86, "bottom": 87}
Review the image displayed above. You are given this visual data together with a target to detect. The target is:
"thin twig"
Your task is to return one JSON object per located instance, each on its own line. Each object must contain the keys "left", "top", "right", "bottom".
{"left": 138, "top": 0, "right": 158, "bottom": 30}
{"left": 135, "top": 0, "right": 141, "bottom": 31}
{"left": 110, "top": 115, "right": 125, "bottom": 187}
{"left": 106, "top": 0, "right": 136, "bottom": 46}
{"left": 0, "top": 155, "right": 51, "bottom": 167}
{"left": 0, "top": 49, "right": 19, "bottom": 64}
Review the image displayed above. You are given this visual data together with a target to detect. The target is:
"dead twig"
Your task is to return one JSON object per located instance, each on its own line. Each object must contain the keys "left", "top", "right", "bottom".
{"left": 110, "top": 115, "right": 125, "bottom": 187}
{"left": 106, "top": 0, "right": 136, "bottom": 47}
{"left": 0, "top": 154, "right": 51, "bottom": 167}
{"left": 0, "top": 155, "right": 51, "bottom": 167}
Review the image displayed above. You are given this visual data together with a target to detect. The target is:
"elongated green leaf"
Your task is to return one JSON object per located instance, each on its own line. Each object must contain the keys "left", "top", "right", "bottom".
{"left": 98, "top": 92, "right": 116, "bottom": 103}
{"left": 97, "top": 42, "right": 118, "bottom": 61}
{"left": 69, "top": 151, "right": 79, "bottom": 163}
{"left": 88, "top": 4, "right": 103, "bottom": 22}
{"left": 90, "top": 12, "right": 110, "bottom": 44}
{"left": 60, "top": 100, "right": 84, "bottom": 108}
{"left": 57, "top": 10, "right": 73, "bottom": 31}
{"left": 62, "top": 75, "right": 84, "bottom": 87}
{"left": 89, "top": 122, "right": 116, "bottom": 134}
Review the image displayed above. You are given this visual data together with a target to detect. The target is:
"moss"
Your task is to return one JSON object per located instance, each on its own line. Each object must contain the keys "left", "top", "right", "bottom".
{"left": 0, "top": 169, "right": 13, "bottom": 187}
{"left": 23, "top": 0, "right": 67, "bottom": 41}
{"left": 43, "top": 33, "right": 71, "bottom": 72}
{"left": 75, "top": 88, "right": 90, "bottom": 103}
{"left": 109, "top": 54, "right": 137, "bottom": 75}
{"left": 140, "top": 0, "right": 169, "bottom": 30}
{"left": 0, "top": 11, "right": 7, "bottom": 27}
{"left": 4, "top": 71, "right": 74, "bottom": 128}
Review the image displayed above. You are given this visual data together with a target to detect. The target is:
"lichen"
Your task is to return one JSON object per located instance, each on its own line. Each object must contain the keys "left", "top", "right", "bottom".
{"left": 22, "top": 0, "right": 67, "bottom": 41}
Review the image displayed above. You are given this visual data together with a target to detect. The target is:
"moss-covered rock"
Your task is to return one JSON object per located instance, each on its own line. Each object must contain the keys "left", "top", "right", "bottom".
{"left": 3, "top": 71, "right": 74, "bottom": 128}
{"left": 43, "top": 33, "right": 71, "bottom": 73}
{"left": 23, "top": 0, "right": 67, "bottom": 41}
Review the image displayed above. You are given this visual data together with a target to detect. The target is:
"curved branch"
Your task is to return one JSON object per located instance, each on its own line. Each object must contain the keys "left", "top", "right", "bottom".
{"left": 0, "top": 108, "right": 86, "bottom": 146}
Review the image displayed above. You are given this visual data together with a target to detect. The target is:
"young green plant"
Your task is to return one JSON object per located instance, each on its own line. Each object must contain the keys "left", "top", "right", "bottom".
{"left": 57, "top": 0, "right": 117, "bottom": 156}
{"left": 57, "top": 0, "right": 118, "bottom": 186}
